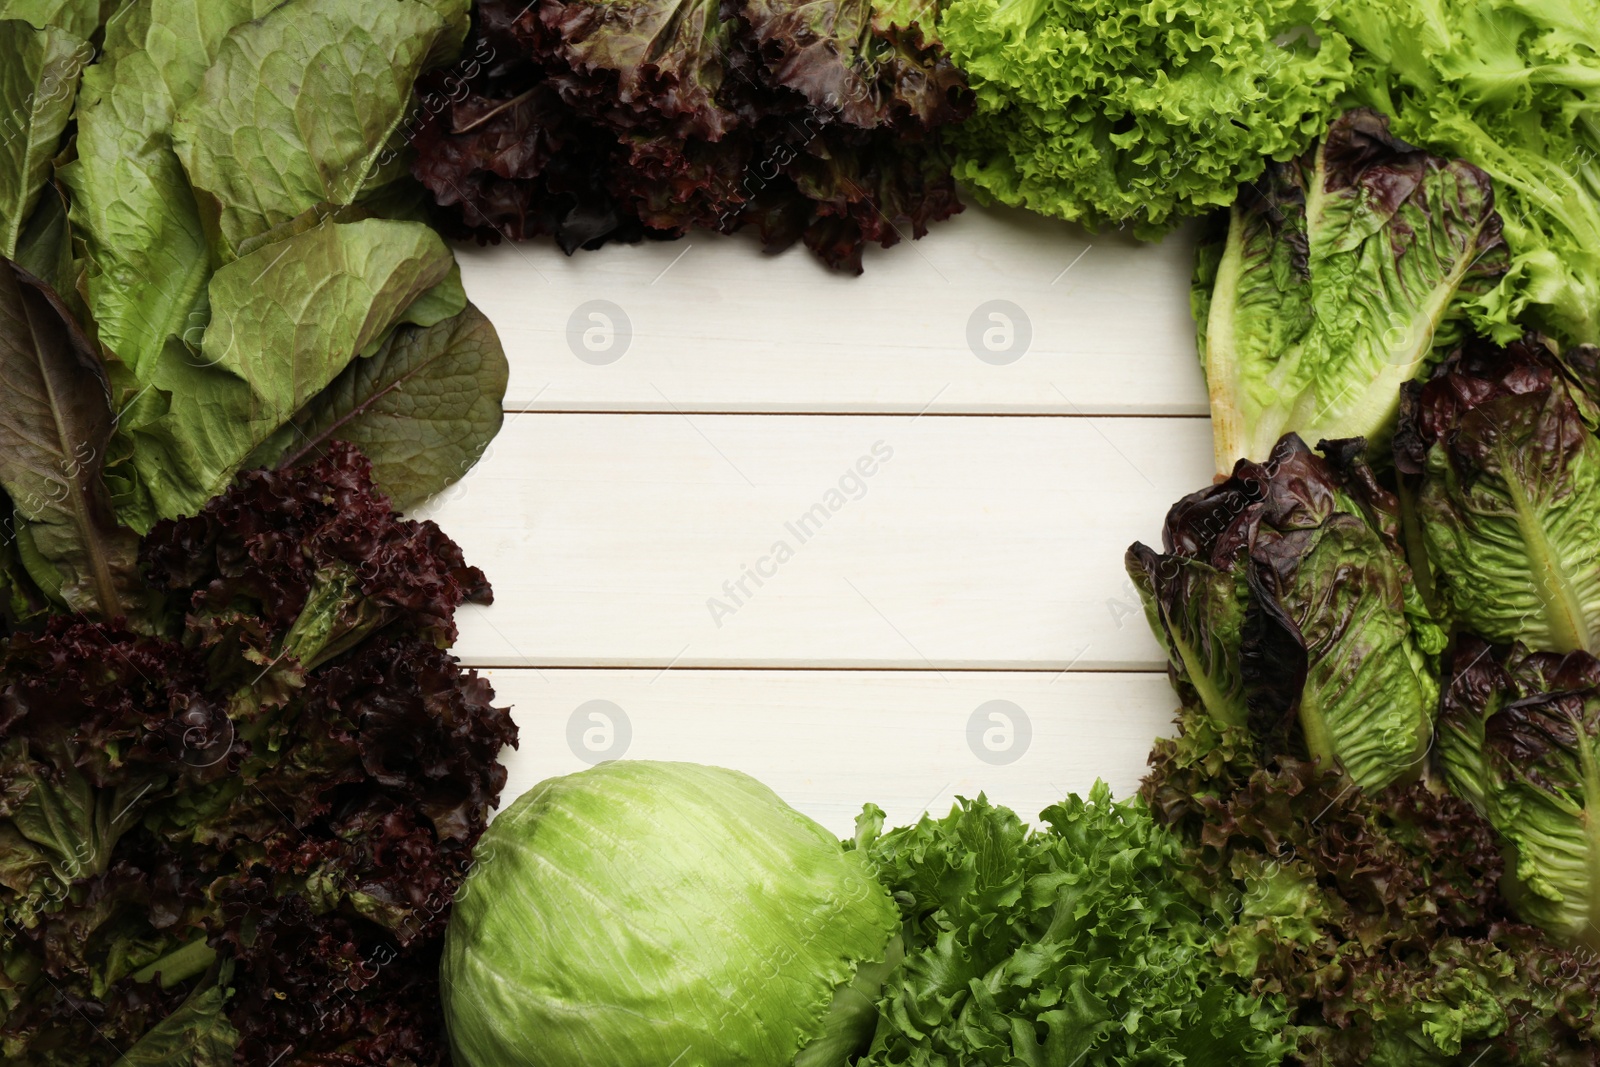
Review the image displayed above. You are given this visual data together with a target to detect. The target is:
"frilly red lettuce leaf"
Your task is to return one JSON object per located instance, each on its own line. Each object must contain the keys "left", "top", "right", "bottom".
{"left": 0, "top": 443, "right": 516, "bottom": 1066}
{"left": 409, "top": 0, "right": 971, "bottom": 273}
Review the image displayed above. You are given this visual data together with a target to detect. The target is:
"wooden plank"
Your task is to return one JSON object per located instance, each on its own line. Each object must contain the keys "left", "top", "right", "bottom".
{"left": 480, "top": 668, "right": 1180, "bottom": 835}
{"left": 415, "top": 413, "right": 1212, "bottom": 670}
{"left": 456, "top": 206, "right": 1208, "bottom": 416}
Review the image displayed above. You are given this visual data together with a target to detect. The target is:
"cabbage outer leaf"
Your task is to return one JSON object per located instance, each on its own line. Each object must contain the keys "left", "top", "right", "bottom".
{"left": 443, "top": 761, "right": 900, "bottom": 1067}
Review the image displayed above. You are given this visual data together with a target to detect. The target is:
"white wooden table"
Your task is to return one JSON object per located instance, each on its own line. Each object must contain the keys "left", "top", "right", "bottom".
{"left": 416, "top": 201, "right": 1210, "bottom": 834}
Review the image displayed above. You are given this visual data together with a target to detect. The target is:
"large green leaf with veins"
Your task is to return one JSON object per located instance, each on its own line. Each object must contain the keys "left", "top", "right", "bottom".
{"left": 59, "top": 0, "right": 278, "bottom": 379}
{"left": 1402, "top": 338, "right": 1600, "bottom": 654}
{"left": 0, "top": 19, "right": 87, "bottom": 258}
{"left": 115, "top": 219, "right": 457, "bottom": 527}
{"left": 170, "top": 0, "right": 447, "bottom": 258}
{"left": 249, "top": 303, "right": 508, "bottom": 510}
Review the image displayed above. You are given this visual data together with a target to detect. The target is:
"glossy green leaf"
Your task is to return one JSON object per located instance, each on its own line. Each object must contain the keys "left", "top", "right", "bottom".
{"left": 11, "top": 178, "right": 72, "bottom": 294}
{"left": 0, "top": 19, "right": 87, "bottom": 258}
{"left": 255, "top": 303, "right": 508, "bottom": 510}
{"left": 170, "top": 0, "right": 447, "bottom": 257}
{"left": 117, "top": 219, "right": 456, "bottom": 527}
{"left": 0, "top": 260, "right": 140, "bottom": 616}
{"left": 59, "top": 0, "right": 278, "bottom": 378}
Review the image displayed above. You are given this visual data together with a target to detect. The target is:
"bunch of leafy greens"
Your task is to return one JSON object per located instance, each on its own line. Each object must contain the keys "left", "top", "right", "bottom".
{"left": 1127, "top": 433, "right": 1444, "bottom": 793}
{"left": 1395, "top": 335, "right": 1600, "bottom": 655}
{"left": 0, "top": 3, "right": 520, "bottom": 1061}
{"left": 441, "top": 760, "right": 1286, "bottom": 1067}
{"left": 0, "top": 0, "right": 507, "bottom": 557}
{"left": 854, "top": 783, "right": 1290, "bottom": 1067}
{"left": 1131, "top": 434, "right": 1600, "bottom": 1061}
{"left": 1192, "top": 110, "right": 1508, "bottom": 472}
{"left": 407, "top": 0, "right": 972, "bottom": 274}
{"left": 1334, "top": 0, "right": 1600, "bottom": 349}
{"left": 1, "top": 442, "right": 519, "bottom": 1065}
{"left": 1143, "top": 734, "right": 1600, "bottom": 1064}
{"left": 932, "top": 0, "right": 1351, "bottom": 237}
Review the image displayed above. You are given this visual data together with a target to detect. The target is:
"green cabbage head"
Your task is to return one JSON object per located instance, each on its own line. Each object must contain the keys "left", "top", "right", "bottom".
{"left": 441, "top": 761, "right": 902, "bottom": 1067}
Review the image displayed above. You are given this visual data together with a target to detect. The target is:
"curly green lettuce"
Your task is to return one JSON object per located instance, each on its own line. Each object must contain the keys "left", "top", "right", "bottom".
{"left": 856, "top": 784, "right": 1290, "bottom": 1067}
{"left": 1335, "top": 0, "right": 1600, "bottom": 347}
{"left": 936, "top": 0, "right": 1352, "bottom": 236}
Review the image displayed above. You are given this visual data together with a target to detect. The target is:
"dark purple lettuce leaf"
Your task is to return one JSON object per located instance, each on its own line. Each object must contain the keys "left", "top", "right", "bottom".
{"left": 409, "top": 0, "right": 971, "bottom": 273}
{"left": 1129, "top": 434, "right": 1440, "bottom": 792}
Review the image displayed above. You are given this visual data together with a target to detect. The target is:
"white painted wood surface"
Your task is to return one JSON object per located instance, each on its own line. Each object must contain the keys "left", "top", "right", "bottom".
{"left": 440, "top": 203, "right": 1210, "bottom": 833}
{"left": 458, "top": 207, "right": 1208, "bottom": 416}
{"left": 483, "top": 670, "right": 1180, "bottom": 833}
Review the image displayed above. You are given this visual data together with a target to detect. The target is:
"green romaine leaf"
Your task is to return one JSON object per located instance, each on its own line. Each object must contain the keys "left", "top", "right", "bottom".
{"left": 251, "top": 303, "right": 508, "bottom": 511}
{"left": 170, "top": 0, "right": 448, "bottom": 258}
{"left": 11, "top": 178, "right": 73, "bottom": 296}
{"left": 1127, "top": 544, "right": 1250, "bottom": 731}
{"left": 115, "top": 218, "right": 456, "bottom": 528}
{"left": 58, "top": 0, "right": 279, "bottom": 379}
{"left": 0, "top": 0, "right": 102, "bottom": 36}
{"left": 0, "top": 260, "right": 140, "bottom": 617}
{"left": 0, "top": 19, "right": 87, "bottom": 258}
{"left": 1439, "top": 638, "right": 1600, "bottom": 950}
{"left": 1198, "top": 109, "right": 1508, "bottom": 472}
{"left": 1397, "top": 337, "right": 1600, "bottom": 654}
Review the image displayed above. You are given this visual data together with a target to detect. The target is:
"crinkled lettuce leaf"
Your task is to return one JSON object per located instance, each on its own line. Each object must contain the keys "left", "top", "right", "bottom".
{"left": 58, "top": 0, "right": 278, "bottom": 379}
{"left": 1396, "top": 336, "right": 1600, "bottom": 653}
{"left": 857, "top": 784, "right": 1290, "bottom": 1067}
{"left": 1438, "top": 638, "right": 1600, "bottom": 950}
{"left": 1197, "top": 109, "right": 1508, "bottom": 472}
{"left": 1, "top": 448, "right": 512, "bottom": 1063}
{"left": 112, "top": 966, "right": 239, "bottom": 1067}
{"left": 936, "top": 0, "right": 1351, "bottom": 235}
{"left": 171, "top": 0, "right": 449, "bottom": 258}
{"left": 1334, "top": 0, "right": 1600, "bottom": 347}
{"left": 0, "top": 19, "right": 87, "bottom": 258}
{"left": 1130, "top": 435, "right": 1440, "bottom": 791}
{"left": 112, "top": 219, "right": 458, "bottom": 528}
{"left": 1145, "top": 734, "right": 1600, "bottom": 1065}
